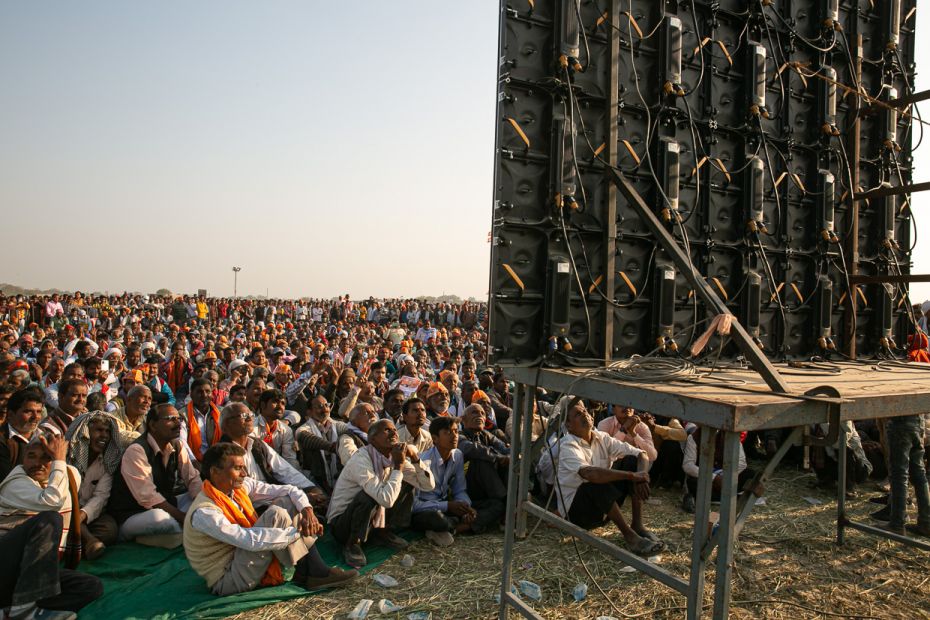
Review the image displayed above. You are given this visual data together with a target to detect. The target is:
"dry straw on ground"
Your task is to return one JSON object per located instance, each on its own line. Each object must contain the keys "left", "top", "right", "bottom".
{"left": 236, "top": 471, "right": 930, "bottom": 620}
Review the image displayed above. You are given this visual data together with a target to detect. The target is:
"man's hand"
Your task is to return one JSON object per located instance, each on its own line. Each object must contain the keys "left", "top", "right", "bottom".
{"left": 622, "top": 415, "right": 642, "bottom": 434}
{"left": 631, "top": 471, "right": 651, "bottom": 500}
{"left": 298, "top": 506, "right": 323, "bottom": 537}
{"left": 640, "top": 412, "right": 656, "bottom": 432}
{"left": 42, "top": 433, "right": 68, "bottom": 462}
{"left": 447, "top": 500, "right": 471, "bottom": 517}
{"left": 404, "top": 443, "right": 420, "bottom": 463}
{"left": 391, "top": 443, "right": 407, "bottom": 468}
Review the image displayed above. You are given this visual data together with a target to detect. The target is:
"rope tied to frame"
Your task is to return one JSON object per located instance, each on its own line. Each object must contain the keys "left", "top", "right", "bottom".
{"left": 690, "top": 313, "right": 733, "bottom": 357}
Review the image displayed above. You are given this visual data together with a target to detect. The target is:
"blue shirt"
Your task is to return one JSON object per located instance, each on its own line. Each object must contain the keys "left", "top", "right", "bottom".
{"left": 413, "top": 446, "right": 470, "bottom": 513}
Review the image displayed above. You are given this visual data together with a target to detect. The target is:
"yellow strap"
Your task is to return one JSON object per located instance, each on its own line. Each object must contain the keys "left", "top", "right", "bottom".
{"left": 527, "top": 0, "right": 535, "bottom": 8}
{"left": 905, "top": 7, "right": 916, "bottom": 24}
{"left": 790, "top": 282, "right": 805, "bottom": 303}
{"left": 618, "top": 271, "right": 637, "bottom": 296}
{"left": 774, "top": 171, "right": 788, "bottom": 189}
{"left": 693, "top": 37, "right": 711, "bottom": 57}
{"left": 791, "top": 173, "right": 806, "bottom": 193}
{"left": 717, "top": 41, "right": 733, "bottom": 66}
{"left": 593, "top": 142, "right": 606, "bottom": 157}
{"left": 595, "top": 10, "right": 608, "bottom": 28}
{"left": 770, "top": 282, "right": 785, "bottom": 302}
{"left": 588, "top": 274, "right": 604, "bottom": 294}
{"left": 622, "top": 12, "right": 643, "bottom": 38}
{"left": 857, "top": 288, "right": 868, "bottom": 306}
{"left": 502, "top": 264, "right": 525, "bottom": 292}
{"left": 838, "top": 291, "right": 847, "bottom": 305}
{"left": 691, "top": 156, "right": 707, "bottom": 177}
{"left": 898, "top": 295, "right": 907, "bottom": 309}
{"left": 711, "top": 277, "right": 728, "bottom": 301}
{"left": 506, "top": 117, "right": 530, "bottom": 149}
{"left": 622, "top": 140, "right": 641, "bottom": 165}
{"left": 713, "top": 158, "right": 731, "bottom": 184}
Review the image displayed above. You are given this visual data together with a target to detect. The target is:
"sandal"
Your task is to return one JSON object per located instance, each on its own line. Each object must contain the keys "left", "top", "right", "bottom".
{"left": 628, "top": 535, "right": 665, "bottom": 557}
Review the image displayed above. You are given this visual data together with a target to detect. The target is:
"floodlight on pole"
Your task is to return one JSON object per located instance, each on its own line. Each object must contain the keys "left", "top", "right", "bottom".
{"left": 232, "top": 267, "right": 241, "bottom": 300}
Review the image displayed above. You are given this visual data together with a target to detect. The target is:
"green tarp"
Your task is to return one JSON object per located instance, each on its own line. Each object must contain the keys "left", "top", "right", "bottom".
{"left": 76, "top": 533, "right": 407, "bottom": 619}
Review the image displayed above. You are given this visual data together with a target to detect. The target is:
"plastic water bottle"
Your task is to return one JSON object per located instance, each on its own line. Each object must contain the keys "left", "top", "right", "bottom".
{"left": 407, "top": 612, "right": 432, "bottom": 620}
{"left": 347, "top": 599, "right": 373, "bottom": 619}
{"left": 378, "top": 600, "right": 404, "bottom": 613}
{"left": 518, "top": 580, "right": 542, "bottom": 601}
{"left": 400, "top": 554, "right": 415, "bottom": 567}
{"left": 373, "top": 573, "right": 399, "bottom": 588}
{"left": 571, "top": 583, "right": 588, "bottom": 602}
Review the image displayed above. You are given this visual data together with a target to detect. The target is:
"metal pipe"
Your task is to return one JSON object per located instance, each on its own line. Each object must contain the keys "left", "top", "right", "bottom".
{"left": 687, "top": 427, "right": 717, "bottom": 620}
{"left": 523, "top": 502, "right": 690, "bottom": 593}
{"left": 844, "top": 33, "right": 863, "bottom": 358}
{"left": 712, "top": 432, "right": 742, "bottom": 619}
{"left": 498, "top": 382, "right": 524, "bottom": 620}
{"left": 837, "top": 423, "right": 847, "bottom": 546}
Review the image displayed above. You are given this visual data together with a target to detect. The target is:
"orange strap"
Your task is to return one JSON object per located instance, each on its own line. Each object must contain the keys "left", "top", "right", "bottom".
{"left": 202, "top": 481, "right": 284, "bottom": 586}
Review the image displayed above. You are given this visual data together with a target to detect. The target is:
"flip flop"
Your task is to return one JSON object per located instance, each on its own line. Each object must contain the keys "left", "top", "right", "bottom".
{"left": 635, "top": 529, "right": 660, "bottom": 543}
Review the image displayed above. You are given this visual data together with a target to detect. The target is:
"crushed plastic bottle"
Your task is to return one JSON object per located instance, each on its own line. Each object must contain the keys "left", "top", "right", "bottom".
{"left": 400, "top": 554, "right": 415, "bottom": 567}
{"left": 378, "top": 599, "right": 404, "bottom": 613}
{"left": 372, "top": 573, "right": 399, "bottom": 588}
{"left": 407, "top": 612, "right": 432, "bottom": 620}
{"left": 571, "top": 583, "right": 588, "bottom": 602}
{"left": 518, "top": 579, "right": 542, "bottom": 601}
{"left": 347, "top": 599, "right": 373, "bottom": 619}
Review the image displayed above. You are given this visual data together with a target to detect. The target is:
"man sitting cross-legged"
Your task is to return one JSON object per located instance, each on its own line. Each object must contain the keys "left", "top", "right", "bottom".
{"left": 326, "top": 419, "right": 435, "bottom": 568}
{"left": 184, "top": 442, "right": 356, "bottom": 595}
{"left": 106, "top": 403, "right": 202, "bottom": 548}
{"left": 412, "top": 416, "right": 504, "bottom": 547}
{"left": 0, "top": 435, "right": 103, "bottom": 620}
{"left": 556, "top": 398, "right": 664, "bottom": 556}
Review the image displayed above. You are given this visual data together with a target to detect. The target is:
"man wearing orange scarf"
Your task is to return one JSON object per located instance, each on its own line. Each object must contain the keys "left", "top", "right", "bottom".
{"left": 184, "top": 442, "right": 357, "bottom": 595}
{"left": 182, "top": 379, "right": 222, "bottom": 464}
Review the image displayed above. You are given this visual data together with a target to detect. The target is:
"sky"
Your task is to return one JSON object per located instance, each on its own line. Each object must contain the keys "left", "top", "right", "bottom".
{"left": 1, "top": 2, "right": 929, "bottom": 302}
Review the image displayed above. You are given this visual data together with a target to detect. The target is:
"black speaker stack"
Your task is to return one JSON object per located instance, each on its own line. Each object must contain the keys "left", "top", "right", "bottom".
{"left": 488, "top": 0, "right": 918, "bottom": 366}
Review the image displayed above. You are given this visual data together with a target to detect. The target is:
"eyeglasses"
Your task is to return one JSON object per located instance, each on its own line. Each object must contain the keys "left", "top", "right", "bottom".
{"left": 159, "top": 415, "right": 181, "bottom": 422}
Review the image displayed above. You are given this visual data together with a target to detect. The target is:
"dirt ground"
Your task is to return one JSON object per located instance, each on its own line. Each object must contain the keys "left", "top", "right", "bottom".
{"left": 235, "top": 468, "right": 930, "bottom": 620}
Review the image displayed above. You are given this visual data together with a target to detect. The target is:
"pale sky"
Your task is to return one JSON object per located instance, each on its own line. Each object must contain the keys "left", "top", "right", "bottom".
{"left": 1, "top": 2, "right": 930, "bottom": 303}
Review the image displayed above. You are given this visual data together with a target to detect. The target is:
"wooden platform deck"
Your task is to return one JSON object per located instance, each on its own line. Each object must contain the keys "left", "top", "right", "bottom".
{"left": 507, "top": 361, "right": 930, "bottom": 431}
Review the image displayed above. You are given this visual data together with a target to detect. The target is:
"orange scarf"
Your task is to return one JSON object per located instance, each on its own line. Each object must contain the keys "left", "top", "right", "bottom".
{"left": 202, "top": 481, "right": 283, "bottom": 586}
{"left": 262, "top": 419, "right": 277, "bottom": 448}
{"left": 166, "top": 359, "right": 187, "bottom": 392}
{"left": 186, "top": 401, "right": 222, "bottom": 460}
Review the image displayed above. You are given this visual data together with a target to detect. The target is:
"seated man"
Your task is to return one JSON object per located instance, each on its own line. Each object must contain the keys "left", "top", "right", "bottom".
{"left": 459, "top": 405, "right": 509, "bottom": 503}
{"left": 326, "top": 419, "right": 435, "bottom": 568}
{"left": 0, "top": 435, "right": 103, "bottom": 619}
{"left": 64, "top": 412, "right": 121, "bottom": 559}
{"left": 557, "top": 398, "right": 664, "bottom": 556}
{"left": 412, "top": 416, "right": 504, "bottom": 546}
{"left": 254, "top": 389, "right": 300, "bottom": 470}
{"left": 1, "top": 388, "right": 45, "bottom": 481}
{"left": 295, "top": 396, "right": 347, "bottom": 495}
{"left": 424, "top": 382, "right": 451, "bottom": 419}
{"left": 641, "top": 413, "right": 687, "bottom": 489}
{"left": 379, "top": 388, "right": 405, "bottom": 423}
{"left": 184, "top": 443, "right": 356, "bottom": 595}
{"left": 182, "top": 378, "right": 222, "bottom": 466}
{"left": 109, "top": 384, "right": 152, "bottom": 442}
{"left": 107, "top": 404, "right": 203, "bottom": 547}
{"left": 338, "top": 404, "right": 378, "bottom": 466}
{"left": 218, "top": 403, "right": 326, "bottom": 510}
{"left": 682, "top": 428, "right": 754, "bottom": 509}
{"left": 42, "top": 378, "right": 88, "bottom": 436}
{"left": 397, "top": 398, "right": 432, "bottom": 454}
{"left": 597, "top": 405, "right": 660, "bottom": 542}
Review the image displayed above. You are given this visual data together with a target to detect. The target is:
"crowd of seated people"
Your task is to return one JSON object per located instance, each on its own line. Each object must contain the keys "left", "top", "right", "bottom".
{"left": 0, "top": 292, "right": 928, "bottom": 618}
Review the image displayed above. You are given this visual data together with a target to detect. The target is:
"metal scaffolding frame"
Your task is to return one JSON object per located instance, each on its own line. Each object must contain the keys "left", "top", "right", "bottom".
{"left": 496, "top": 365, "right": 930, "bottom": 619}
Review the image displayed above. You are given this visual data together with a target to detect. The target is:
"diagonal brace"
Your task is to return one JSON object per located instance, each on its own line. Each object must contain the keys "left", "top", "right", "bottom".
{"left": 604, "top": 166, "right": 791, "bottom": 393}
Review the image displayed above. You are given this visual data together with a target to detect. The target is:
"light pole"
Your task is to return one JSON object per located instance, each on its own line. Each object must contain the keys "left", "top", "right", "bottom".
{"left": 232, "top": 267, "right": 241, "bottom": 300}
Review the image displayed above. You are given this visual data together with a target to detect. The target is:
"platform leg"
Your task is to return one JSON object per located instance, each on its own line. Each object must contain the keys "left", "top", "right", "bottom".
{"left": 837, "top": 423, "right": 848, "bottom": 546}
{"left": 687, "top": 427, "right": 717, "bottom": 620}
{"left": 498, "top": 384, "right": 524, "bottom": 620}
{"left": 712, "top": 431, "right": 741, "bottom": 620}
{"left": 516, "top": 385, "right": 533, "bottom": 538}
